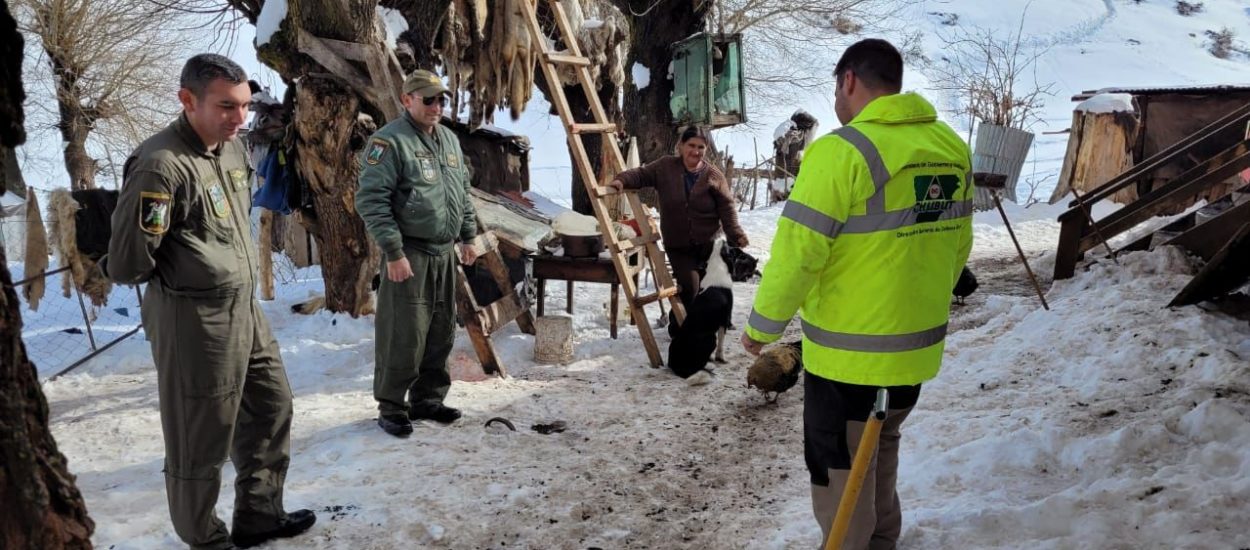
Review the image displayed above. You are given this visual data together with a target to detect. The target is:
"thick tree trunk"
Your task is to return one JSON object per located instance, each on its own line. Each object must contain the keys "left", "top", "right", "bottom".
{"left": 38, "top": 3, "right": 98, "bottom": 191}
{"left": 291, "top": 77, "right": 378, "bottom": 316}
{"left": 612, "top": 1, "right": 706, "bottom": 206}
{"left": 233, "top": 0, "right": 394, "bottom": 315}
{"left": 0, "top": 3, "right": 95, "bottom": 547}
{"left": 0, "top": 251, "right": 95, "bottom": 549}
{"left": 58, "top": 114, "right": 96, "bottom": 191}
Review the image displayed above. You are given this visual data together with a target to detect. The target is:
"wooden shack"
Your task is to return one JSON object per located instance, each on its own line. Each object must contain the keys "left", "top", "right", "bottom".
{"left": 1051, "top": 84, "right": 1250, "bottom": 210}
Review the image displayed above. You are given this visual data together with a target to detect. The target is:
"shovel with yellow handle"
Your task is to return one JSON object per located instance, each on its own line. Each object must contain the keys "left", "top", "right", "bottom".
{"left": 824, "top": 388, "right": 888, "bottom": 550}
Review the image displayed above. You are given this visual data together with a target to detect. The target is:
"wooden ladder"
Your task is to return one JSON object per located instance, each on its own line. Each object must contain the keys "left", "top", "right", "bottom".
{"left": 519, "top": 0, "right": 686, "bottom": 367}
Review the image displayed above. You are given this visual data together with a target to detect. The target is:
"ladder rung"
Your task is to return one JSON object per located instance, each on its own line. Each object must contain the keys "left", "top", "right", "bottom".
{"left": 614, "top": 234, "right": 660, "bottom": 253}
{"left": 633, "top": 286, "right": 680, "bottom": 307}
{"left": 570, "top": 123, "right": 617, "bottom": 134}
{"left": 546, "top": 53, "right": 591, "bottom": 66}
{"left": 595, "top": 185, "right": 622, "bottom": 197}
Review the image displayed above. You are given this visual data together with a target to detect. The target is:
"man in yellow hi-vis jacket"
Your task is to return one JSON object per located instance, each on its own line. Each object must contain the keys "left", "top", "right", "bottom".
{"left": 742, "top": 39, "right": 974, "bottom": 549}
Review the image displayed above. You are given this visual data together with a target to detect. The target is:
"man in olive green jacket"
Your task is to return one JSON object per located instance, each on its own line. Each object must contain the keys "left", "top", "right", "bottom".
{"left": 105, "top": 54, "right": 314, "bottom": 549}
{"left": 355, "top": 69, "right": 480, "bottom": 437}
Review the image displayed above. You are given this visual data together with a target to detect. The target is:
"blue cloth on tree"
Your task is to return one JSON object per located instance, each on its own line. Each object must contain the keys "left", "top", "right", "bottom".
{"left": 253, "top": 148, "right": 293, "bottom": 215}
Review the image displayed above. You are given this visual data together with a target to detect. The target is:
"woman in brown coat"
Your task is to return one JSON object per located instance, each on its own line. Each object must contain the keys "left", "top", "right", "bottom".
{"left": 609, "top": 126, "right": 749, "bottom": 310}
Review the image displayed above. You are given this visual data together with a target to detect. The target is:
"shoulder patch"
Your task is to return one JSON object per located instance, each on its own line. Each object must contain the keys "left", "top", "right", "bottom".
{"left": 140, "top": 192, "right": 173, "bottom": 235}
{"left": 366, "top": 139, "right": 390, "bottom": 165}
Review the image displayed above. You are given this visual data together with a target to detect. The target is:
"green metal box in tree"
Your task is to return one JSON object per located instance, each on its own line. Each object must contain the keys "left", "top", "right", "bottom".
{"left": 670, "top": 33, "right": 747, "bottom": 128}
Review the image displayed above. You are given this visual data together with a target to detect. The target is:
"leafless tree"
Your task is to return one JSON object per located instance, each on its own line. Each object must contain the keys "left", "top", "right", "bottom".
{"left": 925, "top": 4, "right": 1055, "bottom": 131}
{"left": 710, "top": 0, "right": 915, "bottom": 117}
{"left": 12, "top": 0, "right": 205, "bottom": 189}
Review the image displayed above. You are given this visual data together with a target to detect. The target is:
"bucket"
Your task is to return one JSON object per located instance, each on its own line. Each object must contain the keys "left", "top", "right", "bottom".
{"left": 972, "top": 123, "right": 1034, "bottom": 210}
{"left": 533, "top": 315, "right": 574, "bottom": 364}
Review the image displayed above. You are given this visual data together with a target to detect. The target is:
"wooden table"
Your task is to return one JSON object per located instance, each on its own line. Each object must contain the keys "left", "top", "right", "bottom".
{"left": 533, "top": 252, "right": 641, "bottom": 339}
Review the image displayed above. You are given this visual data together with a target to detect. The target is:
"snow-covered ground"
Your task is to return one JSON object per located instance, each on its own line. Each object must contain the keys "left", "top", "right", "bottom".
{"left": 16, "top": 0, "right": 1250, "bottom": 548}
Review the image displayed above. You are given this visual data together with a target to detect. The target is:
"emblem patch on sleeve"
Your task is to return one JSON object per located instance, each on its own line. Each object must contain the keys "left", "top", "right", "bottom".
{"left": 207, "top": 184, "right": 231, "bottom": 218}
{"left": 140, "top": 192, "right": 172, "bottom": 235}
{"left": 366, "top": 139, "right": 390, "bottom": 165}
{"left": 446, "top": 152, "right": 459, "bottom": 168}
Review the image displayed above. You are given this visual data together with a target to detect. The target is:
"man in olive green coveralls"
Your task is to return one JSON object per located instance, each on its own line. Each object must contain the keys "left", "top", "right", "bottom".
{"left": 355, "top": 69, "right": 480, "bottom": 437}
{"left": 104, "top": 54, "right": 315, "bottom": 549}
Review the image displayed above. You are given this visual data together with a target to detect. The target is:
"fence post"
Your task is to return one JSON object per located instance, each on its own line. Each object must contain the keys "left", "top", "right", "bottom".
{"left": 74, "top": 286, "right": 98, "bottom": 350}
{"left": 751, "top": 137, "right": 760, "bottom": 210}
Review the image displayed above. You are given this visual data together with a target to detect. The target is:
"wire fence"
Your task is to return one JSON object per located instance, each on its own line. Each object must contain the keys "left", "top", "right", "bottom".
{"left": 1, "top": 208, "right": 334, "bottom": 380}
{"left": 3, "top": 262, "right": 144, "bottom": 380}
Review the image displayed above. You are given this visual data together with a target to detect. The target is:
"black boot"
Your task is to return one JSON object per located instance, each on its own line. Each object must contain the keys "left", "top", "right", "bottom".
{"left": 409, "top": 402, "right": 462, "bottom": 424}
{"left": 232, "top": 509, "right": 317, "bottom": 548}
{"left": 378, "top": 413, "right": 414, "bottom": 437}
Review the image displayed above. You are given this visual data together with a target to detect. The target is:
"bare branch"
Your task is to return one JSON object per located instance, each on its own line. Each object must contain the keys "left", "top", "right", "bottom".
{"left": 924, "top": 4, "right": 1055, "bottom": 131}
{"left": 12, "top": 0, "right": 213, "bottom": 188}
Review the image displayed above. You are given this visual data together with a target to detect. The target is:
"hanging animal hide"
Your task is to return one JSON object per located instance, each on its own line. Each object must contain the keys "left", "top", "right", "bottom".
{"left": 22, "top": 187, "right": 48, "bottom": 311}
{"left": 439, "top": 0, "right": 626, "bottom": 126}
{"left": 47, "top": 189, "right": 114, "bottom": 307}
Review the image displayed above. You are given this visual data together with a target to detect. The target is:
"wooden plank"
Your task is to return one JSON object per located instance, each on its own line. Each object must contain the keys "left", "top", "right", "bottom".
{"left": 455, "top": 271, "right": 504, "bottom": 376}
{"left": 469, "top": 231, "right": 500, "bottom": 255}
{"left": 1053, "top": 214, "right": 1085, "bottom": 280}
{"left": 570, "top": 123, "right": 618, "bottom": 134}
{"left": 1169, "top": 221, "right": 1250, "bottom": 307}
{"left": 295, "top": 28, "right": 395, "bottom": 120}
{"left": 1161, "top": 196, "right": 1250, "bottom": 261}
{"left": 258, "top": 210, "right": 275, "bottom": 300}
{"left": 313, "top": 33, "right": 370, "bottom": 61}
{"left": 546, "top": 53, "right": 591, "bottom": 66}
{"left": 480, "top": 294, "right": 525, "bottom": 335}
{"left": 610, "top": 282, "right": 619, "bottom": 339}
{"left": 1078, "top": 143, "right": 1250, "bottom": 252}
{"left": 363, "top": 46, "right": 403, "bottom": 121}
{"left": 613, "top": 234, "right": 661, "bottom": 253}
{"left": 633, "top": 286, "right": 681, "bottom": 307}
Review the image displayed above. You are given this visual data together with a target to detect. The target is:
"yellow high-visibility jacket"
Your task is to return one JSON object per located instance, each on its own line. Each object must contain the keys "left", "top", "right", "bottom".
{"left": 746, "top": 92, "right": 974, "bottom": 387}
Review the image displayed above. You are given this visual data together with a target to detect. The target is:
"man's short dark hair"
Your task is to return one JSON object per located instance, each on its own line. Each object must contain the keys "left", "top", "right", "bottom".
{"left": 180, "top": 54, "right": 247, "bottom": 97}
{"left": 834, "top": 39, "right": 903, "bottom": 93}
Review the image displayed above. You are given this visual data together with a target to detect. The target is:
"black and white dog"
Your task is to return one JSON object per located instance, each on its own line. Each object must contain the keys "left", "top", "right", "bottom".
{"left": 668, "top": 238, "right": 759, "bottom": 385}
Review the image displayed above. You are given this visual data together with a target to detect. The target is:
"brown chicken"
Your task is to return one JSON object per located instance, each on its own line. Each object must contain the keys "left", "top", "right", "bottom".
{"left": 747, "top": 341, "right": 802, "bottom": 402}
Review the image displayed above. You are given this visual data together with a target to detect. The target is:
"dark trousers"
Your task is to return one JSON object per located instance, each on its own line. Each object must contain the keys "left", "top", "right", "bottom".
{"left": 145, "top": 285, "right": 293, "bottom": 550}
{"left": 373, "top": 247, "right": 457, "bottom": 415}
{"left": 804, "top": 372, "right": 921, "bottom": 550}
{"left": 666, "top": 242, "right": 713, "bottom": 309}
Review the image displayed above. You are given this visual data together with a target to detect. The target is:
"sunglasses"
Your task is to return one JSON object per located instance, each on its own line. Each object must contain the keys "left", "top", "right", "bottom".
{"left": 421, "top": 95, "right": 448, "bottom": 106}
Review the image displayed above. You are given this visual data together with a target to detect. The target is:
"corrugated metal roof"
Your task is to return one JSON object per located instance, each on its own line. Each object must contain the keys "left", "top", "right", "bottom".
{"left": 1071, "top": 84, "right": 1250, "bottom": 101}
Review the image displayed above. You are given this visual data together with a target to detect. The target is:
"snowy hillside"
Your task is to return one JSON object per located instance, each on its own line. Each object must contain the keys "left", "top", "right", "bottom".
{"left": 20, "top": 1, "right": 1250, "bottom": 549}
